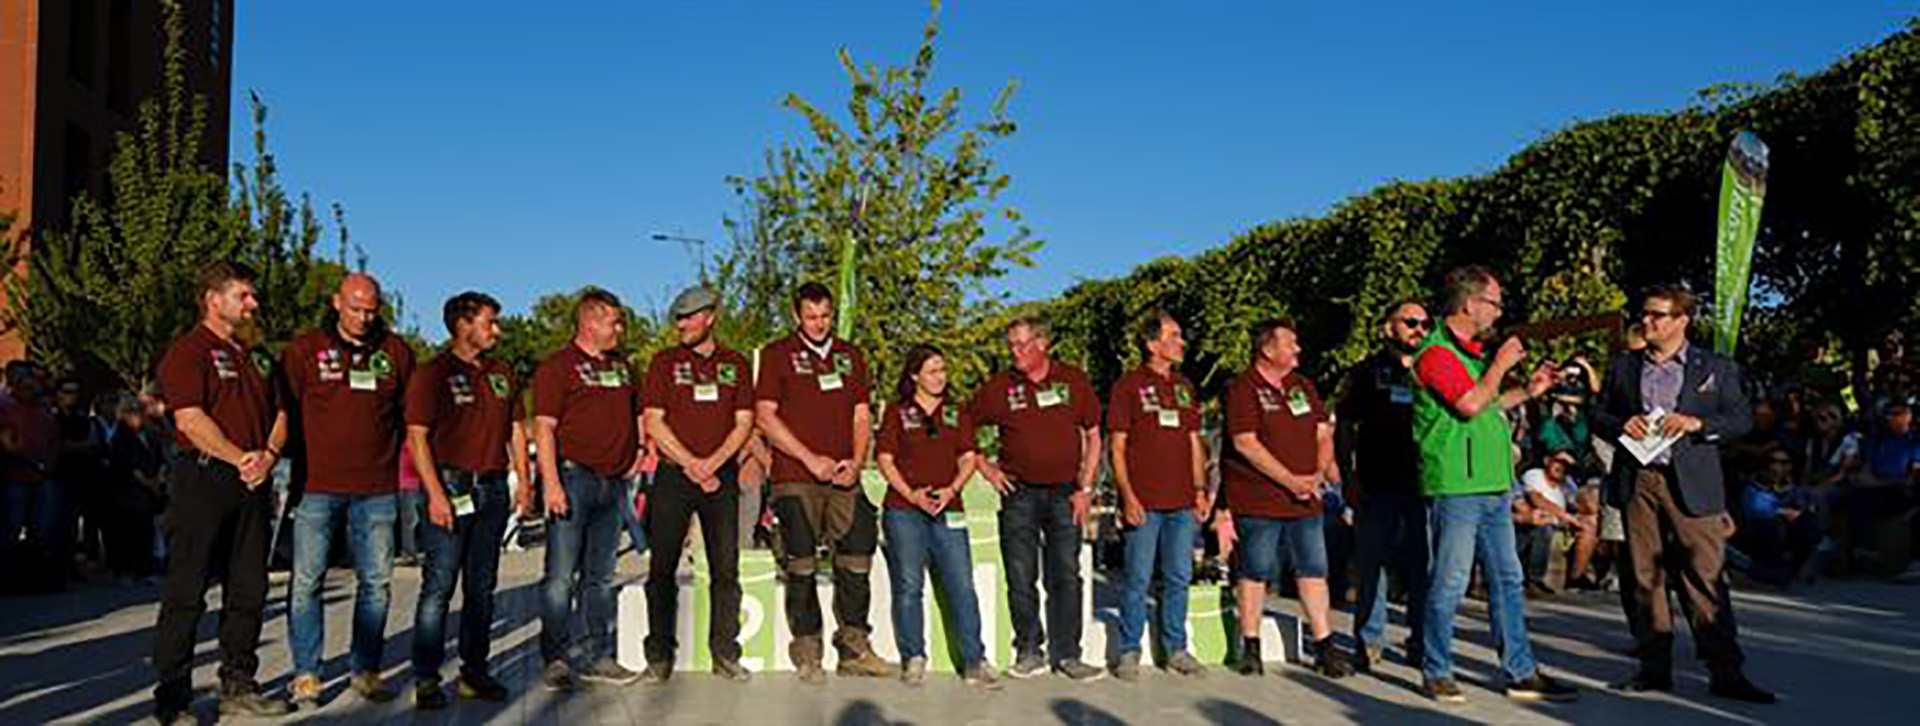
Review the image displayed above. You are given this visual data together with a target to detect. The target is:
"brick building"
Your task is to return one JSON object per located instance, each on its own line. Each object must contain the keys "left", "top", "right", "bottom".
{"left": 0, "top": 0, "right": 233, "bottom": 360}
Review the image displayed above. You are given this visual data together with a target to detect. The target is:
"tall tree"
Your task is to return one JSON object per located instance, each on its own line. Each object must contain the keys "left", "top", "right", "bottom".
{"left": 722, "top": 1, "right": 1042, "bottom": 391}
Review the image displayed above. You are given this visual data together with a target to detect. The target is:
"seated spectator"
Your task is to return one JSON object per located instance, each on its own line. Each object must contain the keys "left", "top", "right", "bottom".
{"left": 1737, "top": 446, "right": 1821, "bottom": 587}
{"left": 1515, "top": 450, "right": 1589, "bottom": 596}
{"left": 1827, "top": 400, "right": 1919, "bottom": 575}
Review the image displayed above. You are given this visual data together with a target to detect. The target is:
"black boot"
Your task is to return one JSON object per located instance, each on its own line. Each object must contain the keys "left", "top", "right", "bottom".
{"left": 1234, "top": 637, "right": 1264, "bottom": 676}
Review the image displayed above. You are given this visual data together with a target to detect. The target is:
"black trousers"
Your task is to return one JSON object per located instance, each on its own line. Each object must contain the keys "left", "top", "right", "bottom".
{"left": 644, "top": 463, "right": 743, "bottom": 664}
{"left": 150, "top": 458, "right": 273, "bottom": 707}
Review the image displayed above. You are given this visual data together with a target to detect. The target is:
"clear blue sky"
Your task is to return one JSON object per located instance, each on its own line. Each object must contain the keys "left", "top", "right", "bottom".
{"left": 229, "top": 1, "right": 1914, "bottom": 336}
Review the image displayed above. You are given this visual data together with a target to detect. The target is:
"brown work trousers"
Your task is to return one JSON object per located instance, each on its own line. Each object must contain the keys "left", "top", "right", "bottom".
{"left": 1620, "top": 467, "right": 1745, "bottom": 678}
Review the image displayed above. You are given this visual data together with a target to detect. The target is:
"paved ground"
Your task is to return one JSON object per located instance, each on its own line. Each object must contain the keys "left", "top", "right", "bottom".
{"left": 3, "top": 549, "right": 1917, "bottom": 725}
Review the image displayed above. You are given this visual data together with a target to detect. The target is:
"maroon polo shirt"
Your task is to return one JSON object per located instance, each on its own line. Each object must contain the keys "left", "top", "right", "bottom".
{"left": 1222, "top": 368, "right": 1326, "bottom": 520}
{"left": 968, "top": 362, "right": 1100, "bottom": 486}
{"left": 753, "top": 333, "right": 871, "bottom": 484}
{"left": 1107, "top": 365, "right": 1201, "bottom": 511}
{"left": 643, "top": 344, "right": 753, "bottom": 460}
{"left": 877, "top": 398, "right": 975, "bottom": 511}
{"left": 282, "top": 328, "right": 415, "bottom": 494}
{"left": 404, "top": 351, "right": 522, "bottom": 474}
{"left": 532, "top": 343, "right": 641, "bottom": 477}
{"left": 156, "top": 324, "right": 280, "bottom": 457}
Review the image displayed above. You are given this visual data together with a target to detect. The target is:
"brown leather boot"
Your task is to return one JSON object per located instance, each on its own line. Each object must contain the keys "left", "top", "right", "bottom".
{"left": 833, "top": 628, "right": 900, "bottom": 678}
{"left": 791, "top": 635, "right": 827, "bottom": 684}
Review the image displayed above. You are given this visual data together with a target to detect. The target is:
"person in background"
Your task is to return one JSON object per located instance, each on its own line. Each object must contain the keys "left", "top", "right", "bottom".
{"left": 1738, "top": 445, "right": 1821, "bottom": 587}
{"left": 54, "top": 377, "right": 109, "bottom": 580}
{"left": 396, "top": 439, "right": 424, "bottom": 568}
{"left": 0, "top": 361, "right": 62, "bottom": 592}
{"left": 1515, "top": 449, "right": 1590, "bottom": 597}
{"left": 108, "top": 393, "right": 166, "bottom": 584}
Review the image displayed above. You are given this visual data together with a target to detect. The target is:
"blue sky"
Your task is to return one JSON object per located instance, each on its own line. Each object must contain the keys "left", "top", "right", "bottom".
{"left": 229, "top": 2, "right": 1914, "bottom": 335}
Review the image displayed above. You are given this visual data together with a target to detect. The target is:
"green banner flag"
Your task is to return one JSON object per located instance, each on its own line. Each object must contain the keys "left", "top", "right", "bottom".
{"left": 1713, "top": 131, "right": 1769, "bottom": 355}
{"left": 835, "top": 228, "right": 858, "bottom": 340}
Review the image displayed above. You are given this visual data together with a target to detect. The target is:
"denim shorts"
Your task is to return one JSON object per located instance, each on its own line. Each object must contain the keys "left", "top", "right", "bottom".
{"left": 1234, "top": 513, "right": 1328, "bottom": 581}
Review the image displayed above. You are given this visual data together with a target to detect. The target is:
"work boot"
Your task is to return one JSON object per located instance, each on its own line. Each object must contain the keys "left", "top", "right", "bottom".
{"left": 833, "top": 628, "right": 900, "bottom": 678}
{"left": 791, "top": 635, "right": 827, "bottom": 685}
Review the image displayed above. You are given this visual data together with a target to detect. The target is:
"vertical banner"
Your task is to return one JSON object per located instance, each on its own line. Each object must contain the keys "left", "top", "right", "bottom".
{"left": 1713, "top": 131, "right": 1769, "bottom": 355}
{"left": 835, "top": 229, "right": 858, "bottom": 340}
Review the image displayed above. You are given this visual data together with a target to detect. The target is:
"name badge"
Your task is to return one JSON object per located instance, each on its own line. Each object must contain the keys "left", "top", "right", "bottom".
{"left": 349, "top": 370, "right": 379, "bottom": 391}
{"left": 1035, "top": 388, "right": 1063, "bottom": 408}
{"left": 1388, "top": 385, "right": 1414, "bottom": 405}
{"left": 945, "top": 510, "right": 968, "bottom": 530}
{"left": 594, "top": 370, "right": 626, "bottom": 388}
{"left": 1287, "top": 388, "right": 1312, "bottom": 417}
{"left": 451, "top": 491, "right": 476, "bottom": 518}
{"left": 1157, "top": 409, "right": 1181, "bottom": 428}
{"left": 818, "top": 373, "right": 844, "bottom": 391}
{"left": 693, "top": 383, "right": 720, "bottom": 403}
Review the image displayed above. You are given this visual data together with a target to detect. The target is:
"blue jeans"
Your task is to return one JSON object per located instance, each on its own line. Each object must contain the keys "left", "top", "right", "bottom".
{"left": 287, "top": 492, "right": 397, "bottom": 676}
{"left": 412, "top": 472, "right": 511, "bottom": 680}
{"left": 882, "top": 509, "right": 986, "bottom": 666}
{"left": 397, "top": 490, "right": 424, "bottom": 558}
{"left": 1, "top": 479, "right": 60, "bottom": 565}
{"left": 540, "top": 463, "right": 623, "bottom": 665}
{"left": 1234, "top": 514, "right": 1328, "bottom": 582}
{"left": 1352, "top": 491, "right": 1429, "bottom": 652}
{"left": 1422, "top": 492, "right": 1536, "bottom": 682}
{"left": 1117, "top": 508, "right": 1197, "bottom": 657}
{"left": 622, "top": 474, "right": 649, "bottom": 558}
{"left": 998, "top": 484, "right": 1084, "bottom": 664}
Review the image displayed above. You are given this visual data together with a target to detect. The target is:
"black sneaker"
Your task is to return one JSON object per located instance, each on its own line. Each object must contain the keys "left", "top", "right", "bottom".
{"left": 1709, "top": 674, "right": 1777, "bottom": 704}
{"left": 1610, "top": 670, "right": 1673, "bottom": 694}
{"left": 1424, "top": 676, "right": 1467, "bottom": 704}
{"left": 1234, "top": 654, "right": 1265, "bottom": 676}
{"left": 713, "top": 659, "right": 752, "bottom": 683}
{"left": 414, "top": 678, "right": 450, "bottom": 711}
{"left": 1506, "top": 672, "right": 1579, "bottom": 702}
{"left": 1312, "top": 639, "right": 1355, "bottom": 679}
{"left": 457, "top": 672, "right": 510, "bottom": 701}
{"left": 153, "top": 704, "right": 187, "bottom": 726}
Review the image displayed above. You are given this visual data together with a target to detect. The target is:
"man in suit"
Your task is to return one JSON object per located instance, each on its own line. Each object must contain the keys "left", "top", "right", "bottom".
{"left": 1592, "top": 284, "right": 1774, "bottom": 704}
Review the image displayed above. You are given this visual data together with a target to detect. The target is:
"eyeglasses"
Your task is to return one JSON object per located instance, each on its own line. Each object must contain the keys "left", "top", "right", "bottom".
{"left": 1400, "top": 317, "right": 1431, "bottom": 330}
{"left": 1640, "top": 309, "right": 1683, "bottom": 321}
{"left": 1472, "top": 296, "right": 1504, "bottom": 312}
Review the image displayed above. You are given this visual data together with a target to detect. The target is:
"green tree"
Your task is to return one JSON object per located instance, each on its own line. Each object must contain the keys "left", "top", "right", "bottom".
{"left": 722, "top": 1, "right": 1041, "bottom": 395}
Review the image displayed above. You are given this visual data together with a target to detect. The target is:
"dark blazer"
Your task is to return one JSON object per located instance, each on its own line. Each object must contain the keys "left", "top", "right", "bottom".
{"left": 1591, "top": 344, "right": 1752, "bottom": 516}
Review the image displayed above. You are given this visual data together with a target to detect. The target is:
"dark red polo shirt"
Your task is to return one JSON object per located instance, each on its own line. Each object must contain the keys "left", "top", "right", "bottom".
{"left": 156, "top": 324, "right": 280, "bottom": 456}
{"left": 282, "top": 328, "right": 415, "bottom": 494}
{"left": 877, "top": 398, "right": 974, "bottom": 511}
{"left": 1107, "top": 365, "right": 1201, "bottom": 511}
{"left": 532, "top": 343, "right": 641, "bottom": 477}
{"left": 753, "top": 333, "right": 870, "bottom": 483}
{"left": 1222, "top": 368, "right": 1326, "bottom": 520}
{"left": 642, "top": 344, "right": 754, "bottom": 460}
{"left": 404, "top": 351, "right": 521, "bottom": 474}
{"left": 968, "top": 362, "right": 1100, "bottom": 485}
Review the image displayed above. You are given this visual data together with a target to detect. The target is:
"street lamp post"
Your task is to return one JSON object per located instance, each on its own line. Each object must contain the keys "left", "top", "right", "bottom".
{"left": 650, "top": 233, "right": 710, "bottom": 282}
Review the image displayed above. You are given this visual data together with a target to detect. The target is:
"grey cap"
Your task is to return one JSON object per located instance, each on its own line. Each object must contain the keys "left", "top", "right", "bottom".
{"left": 669, "top": 287, "right": 719, "bottom": 318}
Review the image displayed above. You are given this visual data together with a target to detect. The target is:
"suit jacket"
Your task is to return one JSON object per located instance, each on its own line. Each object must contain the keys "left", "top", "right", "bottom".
{"left": 1591, "top": 345, "right": 1752, "bottom": 516}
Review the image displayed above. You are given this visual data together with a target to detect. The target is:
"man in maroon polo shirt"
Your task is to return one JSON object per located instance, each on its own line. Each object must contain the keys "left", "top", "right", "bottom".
{"left": 637, "top": 287, "right": 756, "bottom": 683}
{"left": 532, "top": 288, "right": 648, "bottom": 690}
{"left": 756, "top": 281, "right": 895, "bottom": 682}
{"left": 1219, "top": 318, "right": 1353, "bottom": 679}
{"left": 404, "top": 291, "right": 529, "bottom": 708}
{"left": 149, "top": 262, "right": 294, "bottom": 724}
{"left": 1107, "top": 310, "right": 1210, "bottom": 681}
{"left": 968, "top": 315, "right": 1106, "bottom": 681}
{"left": 282, "top": 273, "right": 417, "bottom": 707}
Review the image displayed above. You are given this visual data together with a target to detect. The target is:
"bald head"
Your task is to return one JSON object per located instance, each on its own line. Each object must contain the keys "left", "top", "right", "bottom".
{"left": 333, "top": 273, "right": 384, "bottom": 341}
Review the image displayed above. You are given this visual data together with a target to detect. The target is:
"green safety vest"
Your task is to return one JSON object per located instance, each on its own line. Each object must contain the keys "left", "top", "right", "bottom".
{"left": 1412, "top": 327, "right": 1515, "bottom": 497}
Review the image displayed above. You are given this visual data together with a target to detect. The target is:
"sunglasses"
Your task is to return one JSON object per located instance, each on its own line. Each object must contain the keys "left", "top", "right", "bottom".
{"left": 1400, "top": 317, "right": 1431, "bottom": 330}
{"left": 1640, "top": 309, "right": 1683, "bottom": 321}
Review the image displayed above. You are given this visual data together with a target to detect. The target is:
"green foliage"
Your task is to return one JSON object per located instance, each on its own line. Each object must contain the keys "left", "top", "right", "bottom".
{"left": 719, "top": 2, "right": 1041, "bottom": 398}
{"left": 1043, "top": 21, "right": 1920, "bottom": 398}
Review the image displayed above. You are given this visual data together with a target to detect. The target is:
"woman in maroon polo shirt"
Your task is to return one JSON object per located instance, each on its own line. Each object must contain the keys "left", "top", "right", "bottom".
{"left": 877, "top": 345, "right": 999, "bottom": 688}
